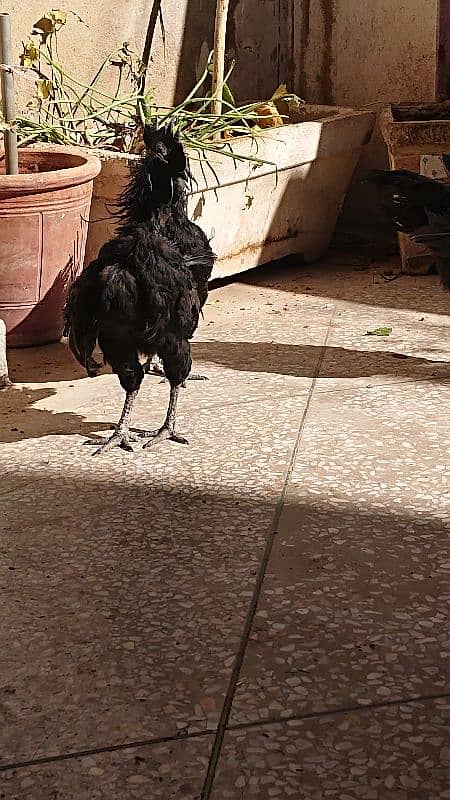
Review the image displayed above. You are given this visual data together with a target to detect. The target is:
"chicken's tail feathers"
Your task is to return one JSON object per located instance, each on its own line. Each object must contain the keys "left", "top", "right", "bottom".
{"left": 407, "top": 228, "right": 450, "bottom": 291}
{"left": 366, "top": 168, "right": 432, "bottom": 186}
{"left": 64, "top": 272, "right": 102, "bottom": 376}
{"left": 366, "top": 168, "right": 450, "bottom": 205}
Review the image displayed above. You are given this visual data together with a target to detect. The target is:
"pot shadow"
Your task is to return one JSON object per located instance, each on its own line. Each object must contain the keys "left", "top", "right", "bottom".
{"left": 5, "top": 254, "right": 82, "bottom": 349}
{"left": 210, "top": 255, "right": 450, "bottom": 317}
{"left": 7, "top": 342, "right": 94, "bottom": 384}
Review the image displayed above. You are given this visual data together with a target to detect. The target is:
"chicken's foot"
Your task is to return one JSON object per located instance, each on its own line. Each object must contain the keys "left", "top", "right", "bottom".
{"left": 87, "top": 390, "right": 139, "bottom": 455}
{"left": 140, "top": 385, "right": 188, "bottom": 448}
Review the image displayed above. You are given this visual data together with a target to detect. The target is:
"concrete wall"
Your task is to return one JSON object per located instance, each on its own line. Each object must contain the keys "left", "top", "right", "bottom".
{"left": 6, "top": 0, "right": 439, "bottom": 123}
{"left": 290, "top": 0, "right": 440, "bottom": 233}
{"left": 293, "top": 0, "right": 438, "bottom": 107}
{"left": 5, "top": 0, "right": 290, "bottom": 111}
{"left": 7, "top": 0, "right": 153, "bottom": 108}
{"left": 439, "top": 0, "right": 450, "bottom": 99}
{"left": 4, "top": 0, "right": 441, "bottom": 235}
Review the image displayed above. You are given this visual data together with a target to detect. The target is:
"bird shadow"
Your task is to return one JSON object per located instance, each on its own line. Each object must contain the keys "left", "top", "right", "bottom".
{"left": 191, "top": 340, "right": 450, "bottom": 380}
{"left": 2, "top": 339, "right": 448, "bottom": 444}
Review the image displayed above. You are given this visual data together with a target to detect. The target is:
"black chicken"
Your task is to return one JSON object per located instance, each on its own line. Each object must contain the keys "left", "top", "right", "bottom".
{"left": 367, "top": 168, "right": 450, "bottom": 290}
{"left": 64, "top": 123, "right": 215, "bottom": 454}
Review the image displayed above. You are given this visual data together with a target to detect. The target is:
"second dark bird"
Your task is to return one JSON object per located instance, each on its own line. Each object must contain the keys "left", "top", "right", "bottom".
{"left": 367, "top": 167, "right": 450, "bottom": 291}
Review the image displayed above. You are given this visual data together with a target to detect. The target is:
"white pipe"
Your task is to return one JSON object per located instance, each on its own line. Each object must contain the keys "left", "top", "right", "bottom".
{"left": 0, "top": 12, "right": 19, "bottom": 175}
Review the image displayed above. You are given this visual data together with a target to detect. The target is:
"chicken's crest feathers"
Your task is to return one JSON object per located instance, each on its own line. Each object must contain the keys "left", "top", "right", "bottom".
{"left": 117, "top": 123, "right": 189, "bottom": 223}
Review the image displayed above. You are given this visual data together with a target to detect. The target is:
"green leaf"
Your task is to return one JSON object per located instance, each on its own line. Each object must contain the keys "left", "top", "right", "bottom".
{"left": 222, "top": 83, "right": 235, "bottom": 108}
{"left": 365, "top": 327, "right": 393, "bottom": 337}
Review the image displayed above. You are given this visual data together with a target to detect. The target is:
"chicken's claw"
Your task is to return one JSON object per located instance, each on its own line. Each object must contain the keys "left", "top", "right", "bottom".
{"left": 140, "top": 425, "right": 188, "bottom": 448}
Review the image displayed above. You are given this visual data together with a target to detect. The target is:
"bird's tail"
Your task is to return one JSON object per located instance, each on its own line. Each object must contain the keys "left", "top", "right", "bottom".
{"left": 366, "top": 168, "right": 450, "bottom": 233}
{"left": 410, "top": 227, "right": 450, "bottom": 290}
{"left": 366, "top": 168, "right": 449, "bottom": 198}
{"left": 64, "top": 272, "right": 102, "bottom": 376}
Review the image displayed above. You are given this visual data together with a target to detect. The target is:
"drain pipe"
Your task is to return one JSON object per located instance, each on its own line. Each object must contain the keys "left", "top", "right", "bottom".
{"left": 0, "top": 12, "right": 19, "bottom": 174}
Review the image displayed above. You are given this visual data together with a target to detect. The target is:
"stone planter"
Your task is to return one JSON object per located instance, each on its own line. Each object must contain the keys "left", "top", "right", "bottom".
{"left": 380, "top": 102, "right": 450, "bottom": 275}
{"left": 0, "top": 146, "right": 101, "bottom": 346}
{"left": 84, "top": 105, "right": 375, "bottom": 278}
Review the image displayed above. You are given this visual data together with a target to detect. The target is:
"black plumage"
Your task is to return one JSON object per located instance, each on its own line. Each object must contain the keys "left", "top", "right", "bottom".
{"left": 367, "top": 168, "right": 450, "bottom": 291}
{"left": 64, "top": 123, "right": 216, "bottom": 453}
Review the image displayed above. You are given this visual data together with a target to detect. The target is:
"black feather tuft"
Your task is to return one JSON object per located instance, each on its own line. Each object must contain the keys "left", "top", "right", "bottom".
{"left": 64, "top": 126, "right": 216, "bottom": 389}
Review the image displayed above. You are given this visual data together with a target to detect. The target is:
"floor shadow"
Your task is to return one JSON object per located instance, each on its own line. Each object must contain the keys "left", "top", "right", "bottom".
{"left": 192, "top": 341, "right": 450, "bottom": 380}
{"left": 8, "top": 338, "right": 450, "bottom": 393}
{"left": 0, "top": 384, "right": 111, "bottom": 444}
{"left": 0, "top": 464, "right": 447, "bottom": 772}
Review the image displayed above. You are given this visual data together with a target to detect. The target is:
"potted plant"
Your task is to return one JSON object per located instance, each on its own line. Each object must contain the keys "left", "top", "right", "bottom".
{"left": 12, "top": 6, "right": 375, "bottom": 281}
{"left": 0, "top": 11, "right": 101, "bottom": 347}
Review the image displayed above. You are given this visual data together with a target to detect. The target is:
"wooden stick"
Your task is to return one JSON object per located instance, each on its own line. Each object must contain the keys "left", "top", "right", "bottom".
{"left": 0, "top": 13, "right": 19, "bottom": 174}
{"left": 211, "top": 0, "right": 230, "bottom": 121}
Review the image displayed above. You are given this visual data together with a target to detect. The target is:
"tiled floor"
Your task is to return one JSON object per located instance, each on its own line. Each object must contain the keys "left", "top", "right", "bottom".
{"left": 0, "top": 256, "right": 449, "bottom": 798}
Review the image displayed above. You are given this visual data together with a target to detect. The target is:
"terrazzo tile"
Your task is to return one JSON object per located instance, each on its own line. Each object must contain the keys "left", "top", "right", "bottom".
{"left": 212, "top": 698, "right": 450, "bottom": 799}
{"left": 316, "top": 305, "right": 450, "bottom": 393}
{"left": 1, "top": 734, "right": 211, "bottom": 799}
{"left": 2, "top": 256, "right": 449, "bottom": 791}
{"left": 0, "top": 391, "right": 308, "bottom": 764}
{"left": 230, "top": 380, "right": 450, "bottom": 725}
{"left": 236, "top": 256, "right": 450, "bottom": 316}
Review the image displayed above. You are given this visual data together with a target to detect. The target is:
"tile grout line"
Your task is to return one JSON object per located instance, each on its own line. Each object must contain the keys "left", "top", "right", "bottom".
{"left": 0, "top": 729, "right": 214, "bottom": 774}
{"left": 199, "top": 308, "right": 337, "bottom": 800}
{"left": 2, "top": 690, "right": 449, "bottom": 776}
{"left": 227, "top": 690, "right": 450, "bottom": 734}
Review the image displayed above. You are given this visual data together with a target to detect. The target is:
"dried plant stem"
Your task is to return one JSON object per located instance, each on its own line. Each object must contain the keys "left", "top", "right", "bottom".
{"left": 211, "top": 0, "right": 230, "bottom": 127}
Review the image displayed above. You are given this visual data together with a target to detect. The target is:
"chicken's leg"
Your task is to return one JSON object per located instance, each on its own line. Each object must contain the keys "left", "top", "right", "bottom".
{"left": 140, "top": 384, "right": 188, "bottom": 448}
{"left": 88, "top": 390, "right": 139, "bottom": 455}
{"left": 144, "top": 356, "right": 207, "bottom": 384}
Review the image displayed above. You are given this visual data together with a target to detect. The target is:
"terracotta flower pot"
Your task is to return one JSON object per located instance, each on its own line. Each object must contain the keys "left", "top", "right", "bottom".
{"left": 0, "top": 146, "right": 101, "bottom": 347}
